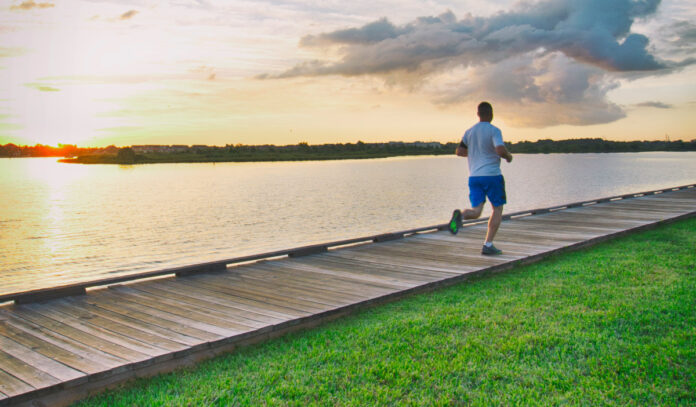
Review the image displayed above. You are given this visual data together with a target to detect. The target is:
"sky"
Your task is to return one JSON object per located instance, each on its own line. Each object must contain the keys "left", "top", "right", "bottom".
{"left": 1, "top": 0, "right": 695, "bottom": 147}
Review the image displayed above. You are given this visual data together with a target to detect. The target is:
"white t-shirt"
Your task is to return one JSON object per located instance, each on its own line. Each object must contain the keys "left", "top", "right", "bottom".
{"left": 461, "top": 121, "right": 505, "bottom": 177}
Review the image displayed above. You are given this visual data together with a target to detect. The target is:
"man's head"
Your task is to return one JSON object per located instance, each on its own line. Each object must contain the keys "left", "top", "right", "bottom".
{"left": 477, "top": 102, "right": 493, "bottom": 122}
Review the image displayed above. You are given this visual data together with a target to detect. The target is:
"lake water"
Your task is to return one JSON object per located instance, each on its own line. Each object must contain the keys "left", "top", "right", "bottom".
{"left": 1, "top": 152, "right": 694, "bottom": 295}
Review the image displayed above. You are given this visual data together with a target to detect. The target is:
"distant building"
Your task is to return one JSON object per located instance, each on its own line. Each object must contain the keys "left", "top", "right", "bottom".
{"left": 132, "top": 145, "right": 160, "bottom": 153}
{"left": 131, "top": 145, "right": 191, "bottom": 154}
{"left": 411, "top": 142, "right": 442, "bottom": 148}
{"left": 168, "top": 145, "right": 189, "bottom": 153}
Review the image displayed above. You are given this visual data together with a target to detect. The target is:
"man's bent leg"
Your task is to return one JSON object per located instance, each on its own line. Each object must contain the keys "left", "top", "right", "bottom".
{"left": 485, "top": 205, "right": 504, "bottom": 243}
{"left": 463, "top": 203, "right": 484, "bottom": 220}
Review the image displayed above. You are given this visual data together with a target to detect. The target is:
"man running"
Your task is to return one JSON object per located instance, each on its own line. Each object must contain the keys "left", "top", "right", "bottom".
{"left": 449, "top": 101, "right": 513, "bottom": 255}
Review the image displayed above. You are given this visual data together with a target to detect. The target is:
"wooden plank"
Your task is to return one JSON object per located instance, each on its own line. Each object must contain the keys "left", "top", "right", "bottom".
{"left": 503, "top": 218, "right": 620, "bottom": 235}
{"left": 297, "top": 256, "right": 427, "bottom": 289}
{"left": 0, "top": 349, "right": 61, "bottom": 389}
{"left": 162, "top": 275, "right": 315, "bottom": 318}
{"left": 314, "top": 255, "right": 455, "bottom": 284}
{"left": 503, "top": 230, "right": 592, "bottom": 244}
{"left": 510, "top": 214, "right": 629, "bottom": 229}
{"left": 61, "top": 296, "right": 205, "bottom": 347}
{"left": 600, "top": 199, "right": 695, "bottom": 209}
{"left": 380, "top": 239, "right": 525, "bottom": 263}
{"left": 44, "top": 301, "right": 188, "bottom": 353}
{"left": 558, "top": 206, "right": 664, "bottom": 220}
{"left": 200, "top": 271, "right": 351, "bottom": 308}
{"left": 236, "top": 263, "right": 393, "bottom": 301}
{"left": 250, "top": 260, "right": 405, "bottom": 294}
{"left": 610, "top": 198, "right": 696, "bottom": 210}
{"left": 0, "top": 319, "right": 118, "bottom": 374}
{"left": 105, "top": 286, "right": 251, "bottom": 336}
{"left": 426, "top": 234, "right": 560, "bottom": 257}
{"left": 183, "top": 275, "right": 334, "bottom": 314}
{"left": 328, "top": 251, "right": 480, "bottom": 275}
{"left": 229, "top": 271, "right": 382, "bottom": 308}
{"left": 191, "top": 277, "right": 330, "bottom": 314}
{"left": 0, "top": 368, "right": 34, "bottom": 398}
{"left": 348, "top": 243, "right": 513, "bottom": 269}
{"left": 327, "top": 248, "right": 479, "bottom": 274}
{"left": 153, "top": 280, "right": 300, "bottom": 321}
{"left": 5, "top": 307, "right": 150, "bottom": 363}
{"left": 12, "top": 287, "right": 86, "bottom": 305}
{"left": 421, "top": 230, "right": 566, "bottom": 251}
{"left": 393, "top": 236, "right": 539, "bottom": 258}
{"left": 141, "top": 281, "right": 288, "bottom": 325}
{"left": 0, "top": 334, "right": 84, "bottom": 382}
{"left": 76, "top": 291, "right": 224, "bottom": 342}
{"left": 124, "top": 284, "right": 279, "bottom": 328}
{"left": 273, "top": 258, "right": 445, "bottom": 295}
{"left": 514, "top": 214, "right": 651, "bottom": 229}
{"left": 193, "top": 268, "right": 368, "bottom": 306}
{"left": 288, "top": 245, "right": 327, "bottom": 257}
{"left": 587, "top": 201, "right": 694, "bottom": 213}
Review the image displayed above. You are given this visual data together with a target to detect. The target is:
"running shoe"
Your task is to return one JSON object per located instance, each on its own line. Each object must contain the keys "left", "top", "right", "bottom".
{"left": 481, "top": 244, "right": 502, "bottom": 255}
{"left": 449, "top": 209, "right": 461, "bottom": 234}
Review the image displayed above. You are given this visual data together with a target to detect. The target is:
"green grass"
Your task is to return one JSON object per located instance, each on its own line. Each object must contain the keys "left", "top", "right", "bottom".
{"left": 76, "top": 218, "right": 696, "bottom": 406}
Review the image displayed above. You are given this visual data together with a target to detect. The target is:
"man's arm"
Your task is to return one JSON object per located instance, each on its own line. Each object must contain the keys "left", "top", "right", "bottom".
{"left": 495, "top": 145, "right": 512, "bottom": 163}
{"left": 456, "top": 141, "right": 468, "bottom": 157}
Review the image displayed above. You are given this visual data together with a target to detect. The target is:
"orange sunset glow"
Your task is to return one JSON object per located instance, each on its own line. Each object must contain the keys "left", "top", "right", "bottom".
{"left": 1, "top": 0, "right": 695, "bottom": 147}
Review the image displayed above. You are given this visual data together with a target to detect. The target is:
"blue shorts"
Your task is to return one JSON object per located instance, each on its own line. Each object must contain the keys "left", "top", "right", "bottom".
{"left": 469, "top": 175, "right": 506, "bottom": 207}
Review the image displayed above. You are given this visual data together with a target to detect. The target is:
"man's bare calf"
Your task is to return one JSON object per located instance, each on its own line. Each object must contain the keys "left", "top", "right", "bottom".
{"left": 462, "top": 203, "right": 504, "bottom": 244}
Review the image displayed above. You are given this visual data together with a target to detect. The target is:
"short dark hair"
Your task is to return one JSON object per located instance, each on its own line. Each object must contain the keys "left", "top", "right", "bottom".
{"left": 477, "top": 102, "right": 493, "bottom": 117}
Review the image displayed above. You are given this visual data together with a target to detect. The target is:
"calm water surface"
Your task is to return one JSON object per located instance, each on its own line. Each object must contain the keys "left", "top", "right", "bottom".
{"left": 1, "top": 152, "right": 694, "bottom": 295}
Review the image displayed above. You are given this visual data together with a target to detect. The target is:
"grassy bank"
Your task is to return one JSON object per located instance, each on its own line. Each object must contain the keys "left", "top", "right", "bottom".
{"left": 77, "top": 218, "right": 696, "bottom": 406}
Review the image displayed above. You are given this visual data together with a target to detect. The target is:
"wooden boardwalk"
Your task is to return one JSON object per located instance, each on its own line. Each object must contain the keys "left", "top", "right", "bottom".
{"left": 1, "top": 185, "right": 694, "bottom": 406}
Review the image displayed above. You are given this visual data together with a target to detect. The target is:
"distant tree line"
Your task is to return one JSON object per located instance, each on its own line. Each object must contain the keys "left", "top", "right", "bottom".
{"left": 2, "top": 138, "right": 695, "bottom": 163}
{"left": 508, "top": 138, "right": 696, "bottom": 154}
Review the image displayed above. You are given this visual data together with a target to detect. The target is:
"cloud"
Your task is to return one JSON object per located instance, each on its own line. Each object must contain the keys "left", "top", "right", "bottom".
{"left": 9, "top": 1, "right": 54, "bottom": 10}
{"left": 661, "top": 21, "right": 696, "bottom": 55}
{"left": 433, "top": 53, "right": 626, "bottom": 127}
{"left": 25, "top": 83, "right": 60, "bottom": 92}
{"left": 299, "top": 18, "right": 413, "bottom": 47}
{"left": 188, "top": 65, "right": 217, "bottom": 81}
{"left": 0, "top": 47, "right": 26, "bottom": 59}
{"left": 262, "top": 0, "right": 696, "bottom": 127}
{"left": 172, "top": 0, "right": 212, "bottom": 9}
{"left": 120, "top": 10, "right": 138, "bottom": 20}
{"left": 273, "top": 1, "right": 689, "bottom": 79}
{"left": 635, "top": 101, "right": 672, "bottom": 109}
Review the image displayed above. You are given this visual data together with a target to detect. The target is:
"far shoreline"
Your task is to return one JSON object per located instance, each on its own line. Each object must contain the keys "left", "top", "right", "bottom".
{"left": 57, "top": 151, "right": 452, "bottom": 165}
{"left": 3, "top": 138, "right": 694, "bottom": 164}
{"left": 59, "top": 149, "right": 696, "bottom": 165}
